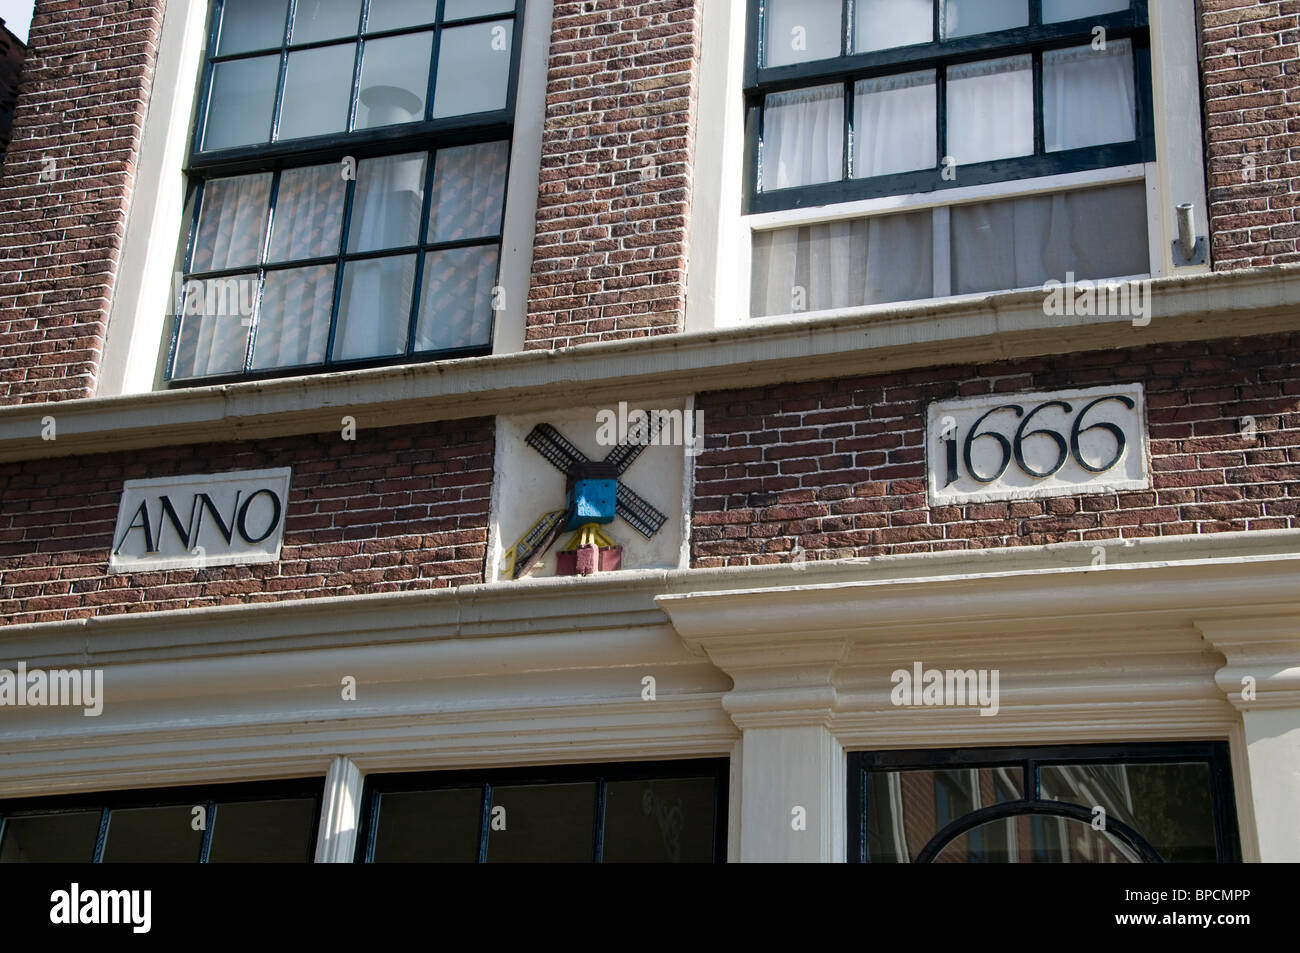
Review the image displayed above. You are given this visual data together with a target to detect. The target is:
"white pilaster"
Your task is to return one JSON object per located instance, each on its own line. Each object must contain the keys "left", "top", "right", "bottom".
{"left": 314, "top": 756, "right": 365, "bottom": 863}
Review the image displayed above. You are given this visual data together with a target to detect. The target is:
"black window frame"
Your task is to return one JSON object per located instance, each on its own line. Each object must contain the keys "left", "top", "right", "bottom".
{"left": 0, "top": 777, "right": 324, "bottom": 863}
{"left": 847, "top": 741, "right": 1241, "bottom": 863}
{"left": 165, "top": 0, "right": 528, "bottom": 388}
{"left": 356, "top": 758, "right": 730, "bottom": 863}
{"left": 744, "top": 0, "right": 1156, "bottom": 214}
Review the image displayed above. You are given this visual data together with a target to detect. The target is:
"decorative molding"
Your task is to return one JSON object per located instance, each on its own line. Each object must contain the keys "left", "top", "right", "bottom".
{"left": 1197, "top": 617, "right": 1300, "bottom": 712}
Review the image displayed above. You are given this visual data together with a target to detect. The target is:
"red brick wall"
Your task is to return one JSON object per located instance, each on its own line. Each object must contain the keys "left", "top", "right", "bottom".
{"left": 0, "top": 419, "right": 493, "bottom": 625}
{"left": 691, "top": 334, "right": 1300, "bottom": 567}
{"left": 1201, "top": 0, "right": 1300, "bottom": 268}
{"left": 0, "top": 0, "right": 167, "bottom": 405}
{"left": 525, "top": 0, "right": 701, "bottom": 349}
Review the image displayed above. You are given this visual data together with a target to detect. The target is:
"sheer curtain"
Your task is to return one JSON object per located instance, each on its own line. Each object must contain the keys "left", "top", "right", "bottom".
{"left": 853, "top": 70, "right": 936, "bottom": 178}
{"left": 946, "top": 55, "right": 1034, "bottom": 165}
{"left": 762, "top": 84, "right": 844, "bottom": 190}
{"left": 1044, "top": 40, "right": 1136, "bottom": 152}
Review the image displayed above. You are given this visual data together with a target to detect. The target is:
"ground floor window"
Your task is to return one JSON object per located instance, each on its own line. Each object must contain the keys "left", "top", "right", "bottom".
{"left": 0, "top": 778, "right": 322, "bottom": 863}
{"left": 848, "top": 742, "right": 1240, "bottom": 863}
{"left": 358, "top": 759, "right": 728, "bottom": 863}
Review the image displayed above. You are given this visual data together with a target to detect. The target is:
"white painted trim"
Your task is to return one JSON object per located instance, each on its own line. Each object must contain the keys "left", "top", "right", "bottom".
{"left": 314, "top": 756, "right": 364, "bottom": 863}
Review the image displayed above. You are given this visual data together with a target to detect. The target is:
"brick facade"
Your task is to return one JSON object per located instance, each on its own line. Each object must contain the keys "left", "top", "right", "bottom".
{"left": 691, "top": 334, "right": 1300, "bottom": 568}
{"left": 0, "top": 419, "right": 493, "bottom": 624}
{"left": 525, "top": 0, "right": 701, "bottom": 349}
{"left": 0, "top": 0, "right": 167, "bottom": 406}
{"left": 1201, "top": 0, "right": 1300, "bottom": 268}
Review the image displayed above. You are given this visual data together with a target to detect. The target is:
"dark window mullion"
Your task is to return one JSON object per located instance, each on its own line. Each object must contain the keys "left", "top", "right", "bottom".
{"left": 427, "top": 0, "right": 448, "bottom": 122}
{"left": 1030, "top": 0, "right": 1042, "bottom": 27}
{"left": 406, "top": 149, "right": 439, "bottom": 355}
{"left": 842, "top": 79, "right": 853, "bottom": 182}
{"left": 937, "top": 64, "right": 947, "bottom": 168}
{"left": 197, "top": 800, "right": 217, "bottom": 862}
{"left": 244, "top": 169, "right": 285, "bottom": 373}
{"left": 592, "top": 777, "right": 608, "bottom": 863}
{"left": 1032, "top": 48, "right": 1045, "bottom": 156}
{"left": 269, "top": 0, "right": 297, "bottom": 143}
{"left": 346, "top": 0, "right": 370, "bottom": 133}
{"left": 842, "top": 0, "right": 852, "bottom": 57}
{"left": 477, "top": 783, "right": 492, "bottom": 863}
{"left": 323, "top": 169, "right": 359, "bottom": 364}
{"left": 91, "top": 807, "right": 109, "bottom": 862}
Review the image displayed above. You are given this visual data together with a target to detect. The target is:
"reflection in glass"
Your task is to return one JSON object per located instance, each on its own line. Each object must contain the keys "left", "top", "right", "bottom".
{"left": 443, "top": 0, "right": 516, "bottom": 20}
{"left": 356, "top": 32, "right": 433, "bottom": 129}
{"left": 267, "top": 164, "right": 347, "bottom": 262}
{"left": 349, "top": 153, "right": 428, "bottom": 252}
{"left": 432, "top": 21, "right": 513, "bottom": 117}
{"left": 603, "top": 778, "right": 717, "bottom": 863}
{"left": 217, "top": 0, "right": 289, "bottom": 55}
{"left": 173, "top": 274, "right": 257, "bottom": 378}
{"left": 1043, "top": 0, "right": 1129, "bottom": 23}
{"left": 866, "top": 767, "right": 1024, "bottom": 862}
{"left": 427, "top": 142, "right": 509, "bottom": 243}
{"left": 416, "top": 245, "right": 497, "bottom": 352}
{"left": 252, "top": 265, "right": 336, "bottom": 369}
{"left": 855, "top": 0, "right": 932, "bottom": 54}
{"left": 192, "top": 173, "right": 272, "bottom": 272}
{"left": 370, "top": 788, "right": 482, "bottom": 862}
{"left": 0, "top": 812, "right": 100, "bottom": 862}
{"left": 102, "top": 805, "right": 203, "bottom": 862}
{"left": 291, "top": 0, "right": 362, "bottom": 44}
{"left": 207, "top": 798, "right": 318, "bottom": 862}
{"left": 367, "top": 0, "right": 438, "bottom": 32}
{"left": 204, "top": 56, "right": 279, "bottom": 150}
{"left": 933, "top": 816, "right": 1143, "bottom": 863}
{"left": 278, "top": 44, "right": 355, "bottom": 140}
{"left": 486, "top": 783, "right": 595, "bottom": 862}
{"left": 764, "top": 0, "right": 841, "bottom": 68}
{"left": 332, "top": 254, "right": 416, "bottom": 360}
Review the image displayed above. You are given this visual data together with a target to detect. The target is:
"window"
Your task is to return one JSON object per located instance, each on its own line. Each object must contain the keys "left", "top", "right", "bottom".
{"left": 357, "top": 760, "right": 728, "bottom": 862}
{"left": 0, "top": 779, "right": 323, "bottom": 862}
{"left": 166, "top": 0, "right": 523, "bottom": 384}
{"left": 849, "top": 743, "right": 1241, "bottom": 863}
{"left": 743, "top": 0, "right": 1156, "bottom": 318}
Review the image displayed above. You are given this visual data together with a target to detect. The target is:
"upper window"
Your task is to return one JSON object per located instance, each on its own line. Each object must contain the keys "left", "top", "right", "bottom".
{"left": 166, "top": 0, "right": 524, "bottom": 385}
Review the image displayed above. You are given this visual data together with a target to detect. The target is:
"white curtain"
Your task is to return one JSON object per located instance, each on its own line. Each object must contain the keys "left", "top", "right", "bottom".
{"left": 854, "top": 70, "right": 936, "bottom": 178}
{"left": 855, "top": 0, "right": 933, "bottom": 53}
{"left": 251, "top": 264, "right": 335, "bottom": 369}
{"left": 763, "top": 84, "right": 844, "bottom": 190}
{"left": 750, "top": 210, "right": 933, "bottom": 317}
{"left": 1044, "top": 40, "right": 1136, "bottom": 152}
{"left": 267, "top": 164, "right": 345, "bottom": 261}
{"left": 427, "top": 141, "right": 508, "bottom": 243}
{"left": 946, "top": 54, "right": 1034, "bottom": 164}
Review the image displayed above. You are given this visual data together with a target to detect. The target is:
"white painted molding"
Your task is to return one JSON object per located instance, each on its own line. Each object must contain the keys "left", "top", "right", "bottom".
{"left": 315, "top": 756, "right": 364, "bottom": 863}
{"left": 1198, "top": 618, "right": 1300, "bottom": 711}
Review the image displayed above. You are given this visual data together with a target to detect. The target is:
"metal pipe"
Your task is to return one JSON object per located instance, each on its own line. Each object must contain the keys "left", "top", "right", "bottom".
{"left": 1176, "top": 203, "right": 1197, "bottom": 261}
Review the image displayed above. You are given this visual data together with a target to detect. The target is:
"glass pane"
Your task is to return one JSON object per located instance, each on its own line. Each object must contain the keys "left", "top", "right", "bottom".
{"left": 855, "top": 0, "right": 932, "bottom": 53}
{"left": 278, "top": 44, "right": 355, "bottom": 140}
{"left": 1044, "top": 40, "right": 1136, "bottom": 152}
{"left": 0, "top": 811, "right": 100, "bottom": 862}
{"left": 203, "top": 55, "right": 279, "bottom": 151}
{"left": 603, "top": 777, "right": 717, "bottom": 863}
{"left": 291, "top": 0, "right": 362, "bottom": 44}
{"left": 267, "top": 164, "right": 347, "bottom": 262}
{"left": 206, "top": 798, "right": 317, "bottom": 862}
{"left": 444, "top": 0, "right": 516, "bottom": 20}
{"left": 173, "top": 275, "right": 258, "bottom": 378}
{"left": 217, "top": 0, "right": 289, "bottom": 54}
{"left": 933, "top": 815, "right": 1143, "bottom": 862}
{"left": 332, "top": 255, "right": 416, "bottom": 360}
{"left": 192, "top": 173, "right": 272, "bottom": 272}
{"left": 1044, "top": 0, "right": 1129, "bottom": 23}
{"left": 252, "top": 265, "right": 336, "bottom": 369}
{"left": 761, "top": 84, "right": 844, "bottom": 190}
{"left": 356, "top": 32, "right": 433, "bottom": 129}
{"left": 750, "top": 211, "right": 933, "bottom": 317}
{"left": 415, "top": 245, "right": 497, "bottom": 352}
{"left": 367, "top": 0, "right": 438, "bottom": 32}
{"left": 102, "top": 805, "right": 203, "bottom": 862}
{"left": 348, "top": 153, "right": 427, "bottom": 253}
{"left": 946, "top": 54, "right": 1033, "bottom": 164}
{"left": 1042, "top": 762, "right": 1217, "bottom": 862}
{"left": 427, "top": 141, "right": 509, "bottom": 243}
{"left": 949, "top": 182, "right": 1149, "bottom": 295}
{"left": 943, "top": 0, "right": 1027, "bottom": 37}
{"left": 486, "top": 782, "right": 595, "bottom": 862}
{"left": 853, "top": 70, "right": 936, "bottom": 178}
{"left": 764, "top": 0, "right": 841, "bottom": 68}
{"left": 865, "top": 767, "right": 1023, "bottom": 862}
{"left": 432, "top": 20, "right": 513, "bottom": 117}
{"left": 370, "top": 788, "right": 482, "bottom": 862}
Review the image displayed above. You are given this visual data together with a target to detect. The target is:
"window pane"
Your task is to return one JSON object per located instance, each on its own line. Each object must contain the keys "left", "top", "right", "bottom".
{"left": 432, "top": 20, "right": 513, "bottom": 117}
{"left": 0, "top": 811, "right": 100, "bottom": 862}
{"left": 1043, "top": 0, "right": 1129, "bottom": 23}
{"left": 603, "top": 777, "right": 717, "bottom": 863}
{"left": 267, "top": 164, "right": 347, "bottom": 262}
{"left": 252, "top": 265, "right": 336, "bottom": 369}
{"left": 761, "top": 84, "right": 844, "bottom": 190}
{"left": 950, "top": 182, "right": 1149, "bottom": 295}
{"left": 415, "top": 245, "right": 497, "bottom": 352}
{"left": 349, "top": 153, "right": 427, "bottom": 252}
{"left": 278, "top": 44, "right": 355, "bottom": 140}
{"left": 102, "top": 805, "right": 203, "bottom": 862}
{"left": 367, "top": 0, "right": 438, "bottom": 32}
{"left": 356, "top": 32, "right": 433, "bottom": 129}
{"left": 370, "top": 788, "right": 482, "bottom": 862}
{"left": 853, "top": 70, "right": 936, "bottom": 178}
{"left": 192, "top": 173, "right": 272, "bottom": 272}
{"left": 946, "top": 54, "right": 1033, "bottom": 164}
{"left": 750, "top": 211, "right": 933, "bottom": 317}
{"left": 764, "top": 0, "right": 841, "bottom": 68}
{"left": 291, "top": 0, "right": 362, "bottom": 44}
{"left": 943, "top": 0, "right": 1027, "bottom": 37}
{"left": 206, "top": 798, "right": 318, "bottom": 862}
{"left": 1044, "top": 40, "right": 1136, "bottom": 152}
{"left": 427, "top": 141, "right": 508, "bottom": 243}
{"left": 332, "top": 255, "right": 416, "bottom": 360}
{"left": 1042, "top": 762, "right": 1217, "bottom": 862}
{"left": 855, "top": 0, "right": 932, "bottom": 54}
{"left": 865, "top": 767, "right": 1024, "bottom": 862}
{"left": 203, "top": 55, "right": 279, "bottom": 151}
{"left": 443, "top": 0, "right": 516, "bottom": 20}
{"left": 486, "top": 782, "right": 595, "bottom": 862}
{"left": 217, "top": 0, "right": 288, "bottom": 55}
{"left": 173, "top": 275, "right": 258, "bottom": 377}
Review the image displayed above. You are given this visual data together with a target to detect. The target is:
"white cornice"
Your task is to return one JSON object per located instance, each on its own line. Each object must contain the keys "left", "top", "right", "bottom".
{"left": 2, "top": 264, "right": 1299, "bottom": 461}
